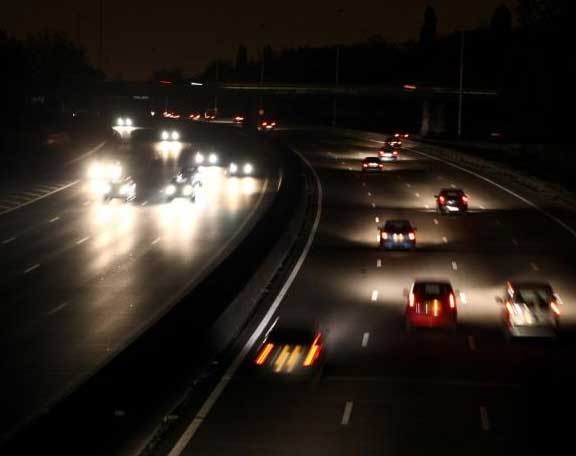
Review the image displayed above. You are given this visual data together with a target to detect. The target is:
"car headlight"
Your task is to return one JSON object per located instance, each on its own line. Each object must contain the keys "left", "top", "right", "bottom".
{"left": 171, "top": 131, "right": 180, "bottom": 141}
{"left": 183, "top": 184, "right": 193, "bottom": 196}
{"left": 109, "top": 164, "right": 122, "bottom": 180}
{"left": 195, "top": 153, "right": 205, "bottom": 164}
{"left": 100, "top": 182, "right": 112, "bottom": 194}
{"left": 116, "top": 117, "right": 125, "bottom": 126}
{"left": 208, "top": 153, "right": 218, "bottom": 164}
{"left": 125, "top": 117, "right": 133, "bottom": 126}
{"left": 243, "top": 163, "right": 253, "bottom": 175}
{"left": 88, "top": 163, "right": 102, "bottom": 179}
{"left": 166, "top": 184, "right": 176, "bottom": 195}
{"left": 119, "top": 184, "right": 129, "bottom": 195}
{"left": 229, "top": 162, "right": 238, "bottom": 174}
{"left": 161, "top": 130, "right": 169, "bottom": 141}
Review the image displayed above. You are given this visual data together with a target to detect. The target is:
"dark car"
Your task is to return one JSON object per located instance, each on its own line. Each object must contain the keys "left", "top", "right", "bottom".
{"left": 163, "top": 174, "right": 200, "bottom": 202}
{"left": 385, "top": 136, "right": 402, "bottom": 148}
{"left": 258, "top": 119, "right": 277, "bottom": 131}
{"left": 378, "top": 145, "right": 399, "bottom": 161}
{"left": 497, "top": 281, "right": 561, "bottom": 338}
{"left": 204, "top": 110, "right": 216, "bottom": 120}
{"left": 254, "top": 322, "right": 324, "bottom": 378}
{"left": 362, "top": 157, "right": 384, "bottom": 172}
{"left": 436, "top": 188, "right": 469, "bottom": 214}
{"left": 405, "top": 281, "right": 458, "bottom": 331}
{"left": 379, "top": 219, "right": 416, "bottom": 250}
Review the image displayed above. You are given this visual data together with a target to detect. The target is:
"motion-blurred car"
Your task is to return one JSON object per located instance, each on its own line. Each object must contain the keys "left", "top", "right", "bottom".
{"left": 228, "top": 161, "right": 254, "bottom": 176}
{"left": 258, "top": 119, "right": 277, "bottom": 131}
{"left": 164, "top": 174, "right": 200, "bottom": 202}
{"left": 362, "top": 157, "right": 384, "bottom": 172}
{"left": 385, "top": 136, "right": 402, "bottom": 148}
{"left": 497, "top": 281, "right": 561, "bottom": 338}
{"left": 378, "top": 145, "right": 399, "bottom": 161}
{"left": 189, "top": 113, "right": 202, "bottom": 121}
{"left": 394, "top": 132, "right": 410, "bottom": 139}
{"left": 233, "top": 115, "right": 245, "bottom": 125}
{"left": 405, "top": 280, "right": 458, "bottom": 331}
{"left": 160, "top": 130, "right": 180, "bottom": 141}
{"left": 204, "top": 110, "right": 216, "bottom": 120}
{"left": 436, "top": 188, "right": 468, "bottom": 214}
{"left": 102, "top": 176, "right": 136, "bottom": 202}
{"left": 379, "top": 219, "right": 416, "bottom": 250}
{"left": 254, "top": 322, "right": 324, "bottom": 377}
{"left": 115, "top": 117, "right": 133, "bottom": 127}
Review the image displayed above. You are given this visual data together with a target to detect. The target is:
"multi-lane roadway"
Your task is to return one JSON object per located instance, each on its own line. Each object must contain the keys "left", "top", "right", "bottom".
{"left": 175, "top": 128, "right": 576, "bottom": 455}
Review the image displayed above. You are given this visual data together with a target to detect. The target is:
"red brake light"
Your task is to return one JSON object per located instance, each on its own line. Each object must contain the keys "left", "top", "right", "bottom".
{"left": 449, "top": 293, "right": 456, "bottom": 309}
{"left": 408, "top": 232, "right": 415, "bottom": 241}
{"left": 462, "top": 195, "right": 469, "bottom": 203}
{"left": 551, "top": 302, "right": 561, "bottom": 315}
{"left": 381, "top": 232, "right": 388, "bottom": 240}
{"left": 393, "top": 151, "right": 398, "bottom": 155}
{"left": 409, "top": 293, "right": 415, "bottom": 307}
{"left": 255, "top": 343, "right": 275, "bottom": 365}
{"left": 439, "top": 195, "right": 445, "bottom": 204}
{"left": 394, "top": 133, "right": 400, "bottom": 138}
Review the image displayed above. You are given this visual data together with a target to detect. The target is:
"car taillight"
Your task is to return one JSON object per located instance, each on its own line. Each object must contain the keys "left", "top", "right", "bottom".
{"left": 439, "top": 196, "right": 445, "bottom": 204}
{"left": 408, "top": 232, "right": 415, "bottom": 241}
{"left": 505, "top": 302, "right": 514, "bottom": 314}
{"left": 381, "top": 232, "right": 388, "bottom": 240}
{"left": 449, "top": 293, "right": 456, "bottom": 309}
{"left": 551, "top": 302, "right": 561, "bottom": 315}
{"left": 255, "top": 343, "right": 274, "bottom": 365}
{"left": 409, "top": 293, "right": 416, "bottom": 308}
{"left": 303, "top": 334, "right": 322, "bottom": 367}
{"left": 462, "top": 195, "right": 469, "bottom": 203}
{"left": 404, "top": 134, "right": 409, "bottom": 138}
{"left": 393, "top": 151, "right": 398, "bottom": 155}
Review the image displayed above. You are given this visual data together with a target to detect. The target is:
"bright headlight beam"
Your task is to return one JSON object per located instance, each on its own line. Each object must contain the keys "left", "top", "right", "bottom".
{"left": 243, "top": 163, "right": 253, "bottom": 175}
{"left": 195, "top": 153, "right": 205, "bottom": 164}
{"left": 166, "top": 185, "right": 176, "bottom": 195}
{"left": 161, "top": 130, "right": 169, "bottom": 141}
{"left": 229, "top": 163, "right": 238, "bottom": 174}
{"left": 208, "top": 153, "right": 218, "bottom": 164}
{"left": 116, "top": 117, "right": 125, "bottom": 126}
{"left": 125, "top": 118, "right": 133, "bottom": 126}
{"left": 171, "top": 131, "right": 180, "bottom": 141}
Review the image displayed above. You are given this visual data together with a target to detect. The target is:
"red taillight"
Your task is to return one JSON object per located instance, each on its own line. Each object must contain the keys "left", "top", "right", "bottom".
{"left": 462, "top": 195, "right": 469, "bottom": 203}
{"left": 303, "top": 334, "right": 322, "bottom": 367}
{"left": 408, "top": 232, "right": 416, "bottom": 241}
{"left": 394, "top": 133, "right": 400, "bottom": 138}
{"left": 404, "top": 134, "right": 409, "bottom": 138}
{"left": 449, "top": 293, "right": 456, "bottom": 309}
{"left": 255, "top": 343, "right": 275, "bottom": 365}
{"left": 409, "top": 293, "right": 415, "bottom": 307}
{"left": 551, "top": 302, "right": 561, "bottom": 315}
{"left": 393, "top": 151, "right": 398, "bottom": 156}
{"left": 381, "top": 232, "right": 388, "bottom": 240}
{"left": 439, "top": 195, "right": 445, "bottom": 204}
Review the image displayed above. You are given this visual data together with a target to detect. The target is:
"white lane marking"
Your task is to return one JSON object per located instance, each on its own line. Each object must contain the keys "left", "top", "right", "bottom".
{"left": 530, "top": 262, "right": 540, "bottom": 272}
{"left": 512, "top": 238, "right": 519, "bottom": 246}
{"left": 433, "top": 218, "right": 439, "bottom": 225}
{"left": 2, "top": 237, "right": 16, "bottom": 244}
{"left": 361, "top": 332, "right": 370, "bottom": 348}
{"left": 450, "top": 183, "right": 456, "bottom": 188}
{"left": 367, "top": 192, "right": 372, "bottom": 197}
{"left": 49, "top": 216, "right": 60, "bottom": 223}
{"left": 24, "top": 264, "right": 40, "bottom": 274}
{"left": 151, "top": 237, "right": 161, "bottom": 245}
{"left": 480, "top": 406, "right": 491, "bottom": 431}
{"left": 451, "top": 261, "right": 458, "bottom": 271}
{"left": 0, "top": 180, "right": 79, "bottom": 217}
{"left": 442, "top": 236, "right": 448, "bottom": 243}
{"left": 467, "top": 335, "right": 476, "bottom": 351}
{"left": 375, "top": 217, "right": 380, "bottom": 223}
{"left": 76, "top": 236, "right": 90, "bottom": 245}
{"left": 411, "top": 147, "right": 576, "bottom": 240}
{"left": 166, "top": 146, "right": 323, "bottom": 456}
{"left": 425, "top": 204, "right": 430, "bottom": 209}
{"left": 479, "top": 205, "right": 486, "bottom": 210}
{"left": 415, "top": 192, "right": 421, "bottom": 198}
{"left": 459, "top": 292, "right": 468, "bottom": 304}
{"left": 406, "top": 183, "right": 411, "bottom": 188}
{"left": 48, "top": 302, "right": 69, "bottom": 316}
{"left": 371, "top": 289, "right": 379, "bottom": 302}
{"left": 341, "top": 401, "right": 354, "bottom": 426}
{"left": 141, "top": 201, "right": 148, "bottom": 206}
{"left": 376, "top": 259, "right": 382, "bottom": 268}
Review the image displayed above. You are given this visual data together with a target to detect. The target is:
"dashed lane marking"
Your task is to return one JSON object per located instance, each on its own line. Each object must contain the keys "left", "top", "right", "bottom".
{"left": 341, "top": 401, "right": 354, "bottom": 426}
{"left": 451, "top": 261, "right": 458, "bottom": 271}
{"left": 376, "top": 259, "right": 382, "bottom": 268}
{"left": 361, "top": 333, "right": 370, "bottom": 348}
{"left": 371, "top": 290, "right": 379, "bottom": 302}
{"left": 24, "top": 264, "right": 40, "bottom": 274}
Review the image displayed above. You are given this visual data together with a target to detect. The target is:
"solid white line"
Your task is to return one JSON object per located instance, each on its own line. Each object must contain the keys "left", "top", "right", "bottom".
{"left": 442, "top": 236, "right": 448, "bottom": 243}
{"left": 371, "top": 202, "right": 376, "bottom": 208}
{"left": 371, "top": 289, "right": 379, "bottom": 302}
{"left": 376, "top": 259, "right": 382, "bottom": 268}
{"left": 76, "top": 236, "right": 90, "bottom": 245}
{"left": 530, "top": 262, "right": 540, "bottom": 272}
{"left": 480, "top": 406, "right": 491, "bottom": 431}
{"left": 375, "top": 217, "right": 379, "bottom": 223}
{"left": 24, "top": 264, "right": 40, "bottom": 274}
{"left": 166, "top": 148, "right": 323, "bottom": 456}
{"left": 341, "top": 401, "right": 354, "bottom": 425}
{"left": 49, "top": 216, "right": 60, "bottom": 223}
{"left": 467, "top": 335, "right": 476, "bottom": 351}
{"left": 151, "top": 237, "right": 161, "bottom": 245}
{"left": 141, "top": 201, "right": 148, "bottom": 206}
{"left": 411, "top": 147, "right": 576, "bottom": 239}
{"left": 48, "top": 302, "right": 69, "bottom": 316}
{"left": 2, "top": 237, "right": 16, "bottom": 244}
{"left": 451, "top": 261, "right": 458, "bottom": 271}
{"left": 362, "top": 182, "right": 366, "bottom": 187}
{"left": 361, "top": 332, "right": 370, "bottom": 348}
{"left": 433, "top": 218, "right": 439, "bottom": 225}
{"left": 0, "top": 180, "right": 78, "bottom": 217}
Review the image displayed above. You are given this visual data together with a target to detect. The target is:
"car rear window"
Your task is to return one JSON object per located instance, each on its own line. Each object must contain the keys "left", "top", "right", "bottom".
{"left": 442, "top": 191, "right": 463, "bottom": 198}
{"left": 414, "top": 283, "right": 452, "bottom": 297}
{"left": 516, "top": 287, "right": 552, "bottom": 307}
{"left": 365, "top": 157, "right": 380, "bottom": 163}
{"left": 385, "top": 221, "right": 410, "bottom": 231}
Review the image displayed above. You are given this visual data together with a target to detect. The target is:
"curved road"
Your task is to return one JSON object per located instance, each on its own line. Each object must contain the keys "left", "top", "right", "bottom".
{"left": 177, "top": 128, "right": 576, "bottom": 455}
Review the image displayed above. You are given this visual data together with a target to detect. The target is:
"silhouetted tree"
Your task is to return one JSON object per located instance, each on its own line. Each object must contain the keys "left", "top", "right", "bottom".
{"left": 491, "top": 4, "right": 513, "bottom": 34}
{"left": 516, "top": 0, "right": 565, "bottom": 26}
{"left": 419, "top": 5, "right": 437, "bottom": 48}
{"left": 235, "top": 44, "right": 248, "bottom": 72}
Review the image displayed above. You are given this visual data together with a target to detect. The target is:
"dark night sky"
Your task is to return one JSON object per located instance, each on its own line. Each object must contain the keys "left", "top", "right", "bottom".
{"left": 1, "top": 1, "right": 514, "bottom": 80}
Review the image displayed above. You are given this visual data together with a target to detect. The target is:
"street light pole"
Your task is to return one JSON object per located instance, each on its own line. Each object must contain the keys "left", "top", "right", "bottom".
{"left": 98, "top": 0, "right": 103, "bottom": 71}
{"left": 457, "top": 30, "right": 465, "bottom": 138}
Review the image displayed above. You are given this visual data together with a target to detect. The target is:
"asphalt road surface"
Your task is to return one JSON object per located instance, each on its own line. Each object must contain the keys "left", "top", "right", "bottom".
{"left": 177, "top": 128, "right": 576, "bottom": 456}
{"left": 0, "top": 128, "right": 277, "bottom": 441}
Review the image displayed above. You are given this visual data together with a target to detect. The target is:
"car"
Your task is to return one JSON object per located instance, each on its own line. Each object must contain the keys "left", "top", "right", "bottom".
{"left": 436, "top": 188, "right": 468, "bottom": 214}
{"left": 362, "top": 157, "right": 384, "bottom": 172}
{"left": 102, "top": 176, "right": 136, "bottom": 202}
{"left": 497, "top": 281, "right": 561, "bottom": 338}
{"left": 378, "top": 145, "right": 399, "bottom": 161}
{"left": 385, "top": 136, "right": 402, "bottom": 148}
{"left": 164, "top": 175, "right": 200, "bottom": 202}
{"left": 258, "top": 119, "right": 277, "bottom": 131}
{"left": 405, "top": 280, "right": 458, "bottom": 331}
{"left": 254, "top": 322, "right": 324, "bottom": 377}
{"left": 189, "top": 113, "right": 202, "bottom": 121}
{"left": 160, "top": 129, "right": 180, "bottom": 141}
{"left": 178, "top": 165, "right": 202, "bottom": 186}
{"left": 379, "top": 219, "right": 416, "bottom": 250}
{"left": 233, "top": 115, "right": 245, "bottom": 125}
{"left": 204, "top": 110, "right": 216, "bottom": 120}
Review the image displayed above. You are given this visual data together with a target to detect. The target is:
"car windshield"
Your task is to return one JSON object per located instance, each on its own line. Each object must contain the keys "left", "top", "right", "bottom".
{"left": 414, "top": 283, "right": 452, "bottom": 297}
{"left": 385, "top": 221, "right": 411, "bottom": 231}
{"left": 515, "top": 287, "right": 553, "bottom": 307}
